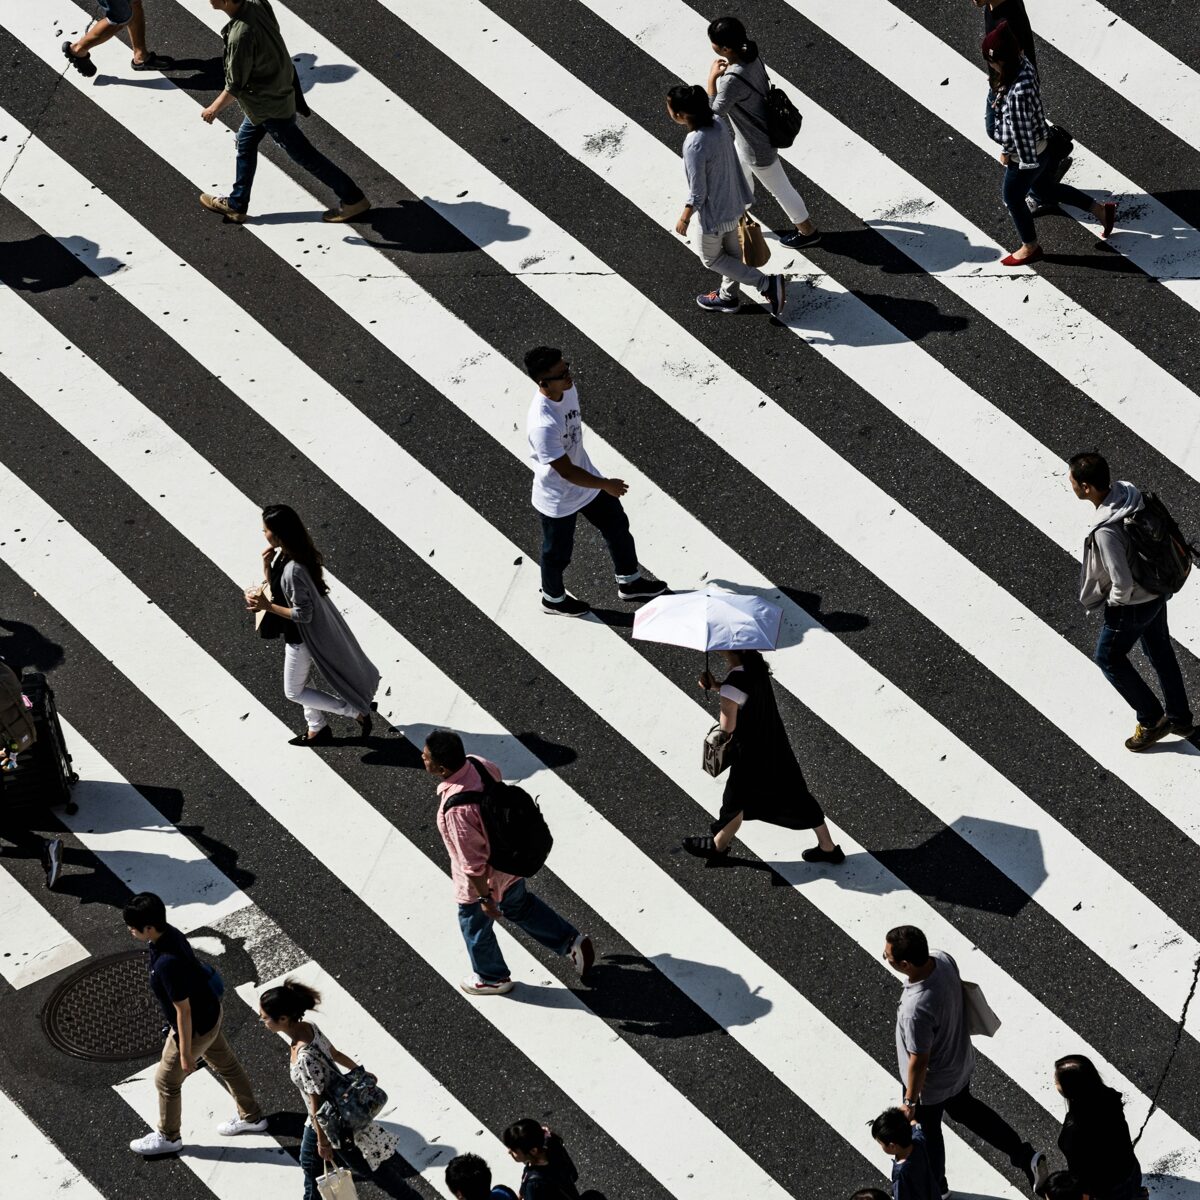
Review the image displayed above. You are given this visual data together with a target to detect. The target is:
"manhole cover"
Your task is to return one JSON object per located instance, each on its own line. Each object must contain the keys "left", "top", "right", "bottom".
{"left": 42, "top": 951, "right": 164, "bottom": 1061}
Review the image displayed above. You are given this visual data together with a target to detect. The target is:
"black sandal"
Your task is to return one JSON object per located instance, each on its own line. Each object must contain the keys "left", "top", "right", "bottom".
{"left": 130, "top": 51, "right": 165, "bottom": 72}
{"left": 62, "top": 41, "right": 97, "bottom": 78}
{"left": 289, "top": 725, "right": 333, "bottom": 747}
{"left": 682, "top": 835, "right": 728, "bottom": 859}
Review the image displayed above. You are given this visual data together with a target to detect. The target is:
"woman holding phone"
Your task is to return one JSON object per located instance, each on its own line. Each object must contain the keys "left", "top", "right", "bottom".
{"left": 245, "top": 504, "right": 379, "bottom": 746}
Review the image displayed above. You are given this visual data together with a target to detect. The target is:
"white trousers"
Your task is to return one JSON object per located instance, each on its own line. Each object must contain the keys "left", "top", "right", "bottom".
{"left": 735, "top": 137, "right": 810, "bottom": 226}
{"left": 283, "top": 642, "right": 357, "bottom": 731}
{"left": 696, "top": 227, "right": 766, "bottom": 300}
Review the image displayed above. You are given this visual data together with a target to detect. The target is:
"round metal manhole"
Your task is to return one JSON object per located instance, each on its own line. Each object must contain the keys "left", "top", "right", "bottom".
{"left": 41, "top": 950, "right": 164, "bottom": 1062}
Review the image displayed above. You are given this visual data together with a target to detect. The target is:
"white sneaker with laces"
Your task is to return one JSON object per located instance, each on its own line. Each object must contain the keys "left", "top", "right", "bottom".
{"left": 129, "top": 1130, "right": 183, "bottom": 1156}
{"left": 460, "top": 976, "right": 515, "bottom": 996}
{"left": 568, "top": 933, "right": 595, "bottom": 978}
{"left": 216, "top": 1116, "right": 269, "bottom": 1136}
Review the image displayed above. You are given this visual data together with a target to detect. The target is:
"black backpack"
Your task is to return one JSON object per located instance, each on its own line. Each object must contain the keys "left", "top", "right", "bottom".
{"left": 733, "top": 66, "right": 803, "bottom": 148}
{"left": 1123, "top": 491, "right": 1199, "bottom": 595}
{"left": 442, "top": 757, "right": 553, "bottom": 878}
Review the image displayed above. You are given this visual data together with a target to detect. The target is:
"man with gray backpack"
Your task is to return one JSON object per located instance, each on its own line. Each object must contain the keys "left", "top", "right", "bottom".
{"left": 424, "top": 730, "right": 594, "bottom": 995}
{"left": 1069, "top": 451, "right": 1197, "bottom": 751}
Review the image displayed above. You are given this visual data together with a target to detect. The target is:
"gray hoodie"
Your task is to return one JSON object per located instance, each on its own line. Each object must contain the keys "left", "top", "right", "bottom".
{"left": 1078, "top": 480, "right": 1159, "bottom": 610}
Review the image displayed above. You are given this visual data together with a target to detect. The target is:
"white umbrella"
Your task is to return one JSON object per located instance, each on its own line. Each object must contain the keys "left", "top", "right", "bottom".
{"left": 632, "top": 590, "right": 783, "bottom": 662}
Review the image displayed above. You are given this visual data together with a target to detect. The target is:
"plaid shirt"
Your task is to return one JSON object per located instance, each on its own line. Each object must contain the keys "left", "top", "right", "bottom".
{"left": 990, "top": 58, "right": 1047, "bottom": 169}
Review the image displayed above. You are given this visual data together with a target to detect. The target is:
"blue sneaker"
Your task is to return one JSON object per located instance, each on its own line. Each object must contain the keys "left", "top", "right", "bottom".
{"left": 696, "top": 289, "right": 740, "bottom": 314}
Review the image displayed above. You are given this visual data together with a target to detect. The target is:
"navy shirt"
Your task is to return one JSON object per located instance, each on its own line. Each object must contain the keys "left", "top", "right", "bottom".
{"left": 892, "top": 1126, "right": 941, "bottom": 1200}
{"left": 985, "top": 0, "right": 1037, "bottom": 69}
{"left": 520, "top": 1135, "right": 580, "bottom": 1200}
{"left": 149, "top": 925, "right": 220, "bottom": 1037}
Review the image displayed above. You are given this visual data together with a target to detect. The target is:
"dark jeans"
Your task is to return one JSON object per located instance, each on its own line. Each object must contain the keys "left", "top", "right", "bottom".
{"left": 916, "top": 1083, "right": 1032, "bottom": 1191}
{"left": 299, "top": 1124, "right": 370, "bottom": 1200}
{"left": 539, "top": 491, "right": 639, "bottom": 601}
{"left": 229, "top": 115, "right": 363, "bottom": 214}
{"left": 1094, "top": 596, "right": 1192, "bottom": 725}
{"left": 1002, "top": 143, "right": 1096, "bottom": 244}
{"left": 457, "top": 879, "right": 577, "bottom": 983}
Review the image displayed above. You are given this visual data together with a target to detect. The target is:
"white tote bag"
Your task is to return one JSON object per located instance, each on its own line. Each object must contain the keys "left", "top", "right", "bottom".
{"left": 317, "top": 1164, "right": 359, "bottom": 1200}
{"left": 962, "top": 980, "right": 1001, "bottom": 1037}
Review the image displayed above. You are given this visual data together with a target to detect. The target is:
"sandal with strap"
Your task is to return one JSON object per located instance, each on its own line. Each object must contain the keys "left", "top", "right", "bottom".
{"left": 130, "top": 51, "right": 166, "bottom": 72}
{"left": 682, "top": 835, "right": 729, "bottom": 859}
{"left": 62, "top": 41, "right": 97, "bottom": 78}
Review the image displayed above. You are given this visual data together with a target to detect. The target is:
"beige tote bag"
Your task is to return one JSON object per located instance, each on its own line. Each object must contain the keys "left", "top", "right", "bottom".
{"left": 317, "top": 1163, "right": 359, "bottom": 1200}
{"left": 962, "top": 980, "right": 1001, "bottom": 1037}
{"left": 738, "top": 213, "right": 771, "bottom": 268}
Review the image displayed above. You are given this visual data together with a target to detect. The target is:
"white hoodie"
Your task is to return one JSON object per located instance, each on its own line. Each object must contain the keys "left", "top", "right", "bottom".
{"left": 1078, "top": 480, "right": 1159, "bottom": 610}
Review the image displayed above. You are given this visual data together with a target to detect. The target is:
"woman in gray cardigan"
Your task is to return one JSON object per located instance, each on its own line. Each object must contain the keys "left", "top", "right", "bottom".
{"left": 245, "top": 505, "right": 380, "bottom": 746}
{"left": 667, "top": 83, "right": 786, "bottom": 317}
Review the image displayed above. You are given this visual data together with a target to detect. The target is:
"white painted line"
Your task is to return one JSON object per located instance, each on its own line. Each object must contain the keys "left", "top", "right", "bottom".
{"left": 235, "top": 963, "right": 524, "bottom": 1197}
{"left": 575, "top": 0, "right": 1200, "bottom": 484}
{"left": 1026, "top": 0, "right": 1200, "bottom": 155}
{"left": 0, "top": 284, "right": 1019, "bottom": 1200}
{"left": 4, "top": 94, "right": 1199, "bottom": 1146}
{"left": 0, "top": 1085, "right": 104, "bottom": 1197}
{"left": 0, "top": 859, "right": 88, "bottom": 988}
{"left": 115, "top": 1062, "right": 297, "bottom": 1199}
{"left": 787, "top": 0, "right": 1200, "bottom": 305}
{"left": 0, "top": 464, "right": 797, "bottom": 1200}
{"left": 56, "top": 717, "right": 252, "bottom": 932}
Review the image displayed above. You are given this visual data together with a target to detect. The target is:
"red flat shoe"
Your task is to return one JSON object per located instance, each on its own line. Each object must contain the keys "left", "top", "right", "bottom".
{"left": 1000, "top": 247, "right": 1044, "bottom": 266}
{"left": 1100, "top": 201, "right": 1116, "bottom": 239}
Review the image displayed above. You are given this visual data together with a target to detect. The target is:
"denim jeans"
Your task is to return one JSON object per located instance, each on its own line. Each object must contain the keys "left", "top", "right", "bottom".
{"left": 539, "top": 491, "right": 640, "bottom": 601}
{"left": 916, "top": 1083, "right": 1032, "bottom": 1192}
{"left": 1094, "top": 596, "right": 1192, "bottom": 725}
{"left": 229, "top": 115, "right": 363, "bottom": 214}
{"left": 457, "top": 879, "right": 578, "bottom": 983}
{"left": 1002, "top": 142, "right": 1096, "bottom": 244}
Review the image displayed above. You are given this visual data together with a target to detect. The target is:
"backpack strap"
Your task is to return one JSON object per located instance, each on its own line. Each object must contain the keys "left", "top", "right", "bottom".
{"left": 440, "top": 758, "right": 491, "bottom": 812}
{"left": 725, "top": 62, "right": 770, "bottom": 98}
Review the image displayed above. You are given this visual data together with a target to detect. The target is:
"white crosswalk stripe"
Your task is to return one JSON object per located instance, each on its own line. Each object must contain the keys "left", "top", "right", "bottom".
{"left": 1, "top": 0, "right": 1199, "bottom": 1197}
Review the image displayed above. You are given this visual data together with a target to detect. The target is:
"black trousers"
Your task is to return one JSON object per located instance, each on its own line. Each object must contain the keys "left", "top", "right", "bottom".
{"left": 917, "top": 1082, "right": 1032, "bottom": 1190}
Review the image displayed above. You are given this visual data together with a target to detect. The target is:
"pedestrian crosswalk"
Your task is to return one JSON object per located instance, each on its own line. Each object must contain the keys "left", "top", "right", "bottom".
{"left": 1, "top": 0, "right": 1199, "bottom": 1198}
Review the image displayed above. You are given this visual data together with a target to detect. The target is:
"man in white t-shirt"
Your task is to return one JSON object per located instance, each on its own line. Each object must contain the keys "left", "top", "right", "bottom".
{"left": 524, "top": 346, "right": 667, "bottom": 617}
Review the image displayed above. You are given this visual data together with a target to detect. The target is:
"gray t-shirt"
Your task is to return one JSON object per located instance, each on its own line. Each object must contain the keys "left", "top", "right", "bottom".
{"left": 894, "top": 950, "right": 974, "bottom": 1105}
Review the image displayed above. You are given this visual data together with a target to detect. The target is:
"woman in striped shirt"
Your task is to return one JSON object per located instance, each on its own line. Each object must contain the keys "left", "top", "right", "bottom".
{"left": 984, "top": 21, "right": 1115, "bottom": 265}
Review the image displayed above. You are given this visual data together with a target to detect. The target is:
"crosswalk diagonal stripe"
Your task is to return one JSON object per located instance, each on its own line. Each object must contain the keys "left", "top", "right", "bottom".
{"left": 0, "top": 1085, "right": 105, "bottom": 1197}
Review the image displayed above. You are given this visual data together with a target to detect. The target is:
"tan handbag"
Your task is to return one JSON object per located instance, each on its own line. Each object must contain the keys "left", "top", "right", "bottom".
{"left": 317, "top": 1162, "right": 359, "bottom": 1200}
{"left": 738, "top": 213, "right": 770, "bottom": 268}
{"left": 962, "top": 980, "right": 1001, "bottom": 1037}
{"left": 701, "top": 724, "right": 736, "bottom": 777}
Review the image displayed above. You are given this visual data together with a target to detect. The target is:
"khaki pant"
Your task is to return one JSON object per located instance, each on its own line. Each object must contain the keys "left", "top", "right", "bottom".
{"left": 155, "top": 1007, "right": 261, "bottom": 1141}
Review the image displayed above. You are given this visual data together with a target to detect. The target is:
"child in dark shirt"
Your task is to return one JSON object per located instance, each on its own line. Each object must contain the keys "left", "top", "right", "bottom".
{"left": 873, "top": 1108, "right": 941, "bottom": 1200}
{"left": 501, "top": 1120, "right": 607, "bottom": 1200}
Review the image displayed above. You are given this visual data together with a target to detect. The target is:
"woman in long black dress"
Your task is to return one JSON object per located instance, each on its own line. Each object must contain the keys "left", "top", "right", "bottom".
{"left": 682, "top": 649, "right": 843, "bottom": 863}
{"left": 1053, "top": 1056, "right": 1143, "bottom": 1200}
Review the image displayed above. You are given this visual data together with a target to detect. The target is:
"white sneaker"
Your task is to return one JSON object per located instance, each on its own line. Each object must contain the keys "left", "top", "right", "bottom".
{"left": 216, "top": 1116, "right": 269, "bottom": 1136}
{"left": 568, "top": 934, "right": 595, "bottom": 978}
{"left": 460, "top": 976, "right": 514, "bottom": 996}
{"left": 129, "top": 1130, "right": 183, "bottom": 1155}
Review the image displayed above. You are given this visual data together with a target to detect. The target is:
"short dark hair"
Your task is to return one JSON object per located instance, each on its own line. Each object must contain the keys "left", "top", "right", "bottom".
{"left": 524, "top": 346, "right": 563, "bottom": 382}
{"left": 871, "top": 1108, "right": 913, "bottom": 1147}
{"left": 1040, "top": 1172, "right": 1083, "bottom": 1200}
{"left": 123, "top": 892, "right": 167, "bottom": 932}
{"left": 851, "top": 1189, "right": 893, "bottom": 1200}
{"left": 666, "top": 84, "right": 714, "bottom": 127}
{"left": 1068, "top": 451, "right": 1110, "bottom": 490}
{"left": 885, "top": 925, "right": 929, "bottom": 967}
{"left": 425, "top": 729, "right": 466, "bottom": 772}
{"left": 445, "top": 1153, "right": 492, "bottom": 1200}
{"left": 502, "top": 1118, "right": 547, "bottom": 1154}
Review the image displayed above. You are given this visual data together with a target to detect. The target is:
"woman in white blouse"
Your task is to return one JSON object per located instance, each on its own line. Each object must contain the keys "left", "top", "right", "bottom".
{"left": 258, "top": 979, "right": 399, "bottom": 1199}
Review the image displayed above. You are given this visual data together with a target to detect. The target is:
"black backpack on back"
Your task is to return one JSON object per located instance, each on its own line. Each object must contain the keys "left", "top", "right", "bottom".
{"left": 442, "top": 757, "right": 554, "bottom": 878}
{"left": 732, "top": 66, "right": 803, "bottom": 149}
{"left": 1123, "top": 491, "right": 1199, "bottom": 595}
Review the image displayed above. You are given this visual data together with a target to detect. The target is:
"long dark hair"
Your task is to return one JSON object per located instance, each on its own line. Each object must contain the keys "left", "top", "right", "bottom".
{"left": 731, "top": 648, "right": 771, "bottom": 677}
{"left": 1055, "top": 1055, "right": 1123, "bottom": 1110}
{"left": 262, "top": 504, "right": 329, "bottom": 595}
{"left": 708, "top": 15, "right": 760, "bottom": 62}
{"left": 667, "top": 84, "right": 714, "bottom": 128}
{"left": 982, "top": 20, "right": 1024, "bottom": 90}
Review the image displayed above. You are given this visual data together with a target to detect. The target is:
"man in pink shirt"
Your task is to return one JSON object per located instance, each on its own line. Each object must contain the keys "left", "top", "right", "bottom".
{"left": 423, "top": 730, "right": 594, "bottom": 995}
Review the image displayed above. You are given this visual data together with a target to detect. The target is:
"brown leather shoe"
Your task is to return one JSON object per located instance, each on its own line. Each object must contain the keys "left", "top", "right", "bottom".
{"left": 199, "top": 193, "right": 247, "bottom": 223}
{"left": 322, "top": 197, "right": 371, "bottom": 223}
{"left": 1125, "top": 717, "right": 1170, "bottom": 752}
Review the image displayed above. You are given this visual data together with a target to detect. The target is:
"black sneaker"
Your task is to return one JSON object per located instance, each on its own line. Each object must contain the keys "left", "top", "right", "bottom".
{"left": 542, "top": 595, "right": 591, "bottom": 617}
{"left": 617, "top": 577, "right": 668, "bottom": 602}
{"left": 1167, "top": 718, "right": 1196, "bottom": 738}
{"left": 801, "top": 844, "right": 845, "bottom": 865}
{"left": 42, "top": 838, "right": 63, "bottom": 890}
{"left": 1125, "top": 717, "right": 1170, "bottom": 752}
{"left": 758, "top": 273, "right": 787, "bottom": 317}
{"left": 778, "top": 227, "right": 821, "bottom": 249}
